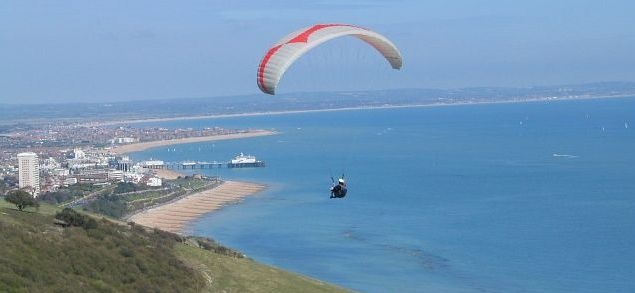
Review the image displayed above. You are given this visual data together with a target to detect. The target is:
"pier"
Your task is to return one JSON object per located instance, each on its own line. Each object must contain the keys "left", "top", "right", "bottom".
{"left": 141, "top": 153, "right": 265, "bottom": 170}
{"left": 143, "top": 161, "right": 265, "bottom": 170}
{"left": 171, "top": 161, "right": 227, "bottom": 169}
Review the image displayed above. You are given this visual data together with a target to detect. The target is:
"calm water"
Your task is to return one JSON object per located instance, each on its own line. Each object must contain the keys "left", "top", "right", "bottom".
{"left": 132, "top": 98, "right": 635, "bottom": 292}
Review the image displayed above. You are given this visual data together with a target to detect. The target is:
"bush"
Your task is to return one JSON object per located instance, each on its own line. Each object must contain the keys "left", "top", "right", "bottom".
{"left": 153, "top": 228, "right": 184, "bottom": 243}
{"left": 84, "top": 218, "right": 98, "bottom": 230}
{"left": 119, "top": 247, "right": 135, "bottom": 258}
{"left": 84, "top": 195, "right": 126, "bottom": 218}
{"left": 38, "top": 190, "right": 73, "bottom": 204}
{"left": 55, "top": 208, "right": 98, "bottom": 230}
{"left": 55, "top": 208, "right": 85, "bottom": 226}
{"left": 193, "top": 237, "right": 244, "bottom": 258}
{"left": 114, "top": 182, "right": 138, "bottom": 194}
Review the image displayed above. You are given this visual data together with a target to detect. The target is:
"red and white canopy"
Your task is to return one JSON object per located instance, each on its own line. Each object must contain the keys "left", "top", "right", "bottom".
{"left": 257, "top": 24, "right": 403, "bottom": 95}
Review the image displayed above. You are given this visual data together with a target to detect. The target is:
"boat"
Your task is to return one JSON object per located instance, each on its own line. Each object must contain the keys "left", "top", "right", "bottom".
{"left": 227, "top": 153, "right": 265, "bottom": 168}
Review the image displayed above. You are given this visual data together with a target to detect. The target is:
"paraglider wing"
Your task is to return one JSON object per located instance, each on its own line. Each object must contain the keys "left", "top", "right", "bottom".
{"left": 257, "top": 24, "right": 403, "bottom": 95}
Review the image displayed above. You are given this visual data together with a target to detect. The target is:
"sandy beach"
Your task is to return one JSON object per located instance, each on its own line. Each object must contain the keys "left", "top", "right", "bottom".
{"left": 110, "top": 130, "right": 275, "bottom": 154}
{"left": 118, "top": 129, "right": 272, "bottom": 234}
{"left": 128, "top": 180, "right": 266, "bottom": 234}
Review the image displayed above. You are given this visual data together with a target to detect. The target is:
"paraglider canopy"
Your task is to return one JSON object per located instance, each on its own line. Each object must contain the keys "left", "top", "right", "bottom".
{"left": 257, "top": 23, "right": 403, "bottom": 95}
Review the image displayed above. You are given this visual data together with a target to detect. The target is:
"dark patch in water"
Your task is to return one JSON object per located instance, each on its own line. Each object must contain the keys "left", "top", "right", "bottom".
{"left": 342, "top": 228, "right": 367, "bottom": 242}
{"left": 381, "top": 244, "right": 450, "bottom": 271}
{"left": 341, "top": 227, "right": 450, "bottom": 272}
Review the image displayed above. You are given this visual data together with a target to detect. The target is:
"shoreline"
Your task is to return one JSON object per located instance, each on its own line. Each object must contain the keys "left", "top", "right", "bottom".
{"left": 122, "top": 130, "right": 274, "bottom": 235}
{"left": 110, "top": 129, "right": 276, "bottom": 155}
{"left": 128, "top": 180, "right": 266, "bottom": 235}
{"left": 92, "top": 94, "right": 634, "bottom": 126}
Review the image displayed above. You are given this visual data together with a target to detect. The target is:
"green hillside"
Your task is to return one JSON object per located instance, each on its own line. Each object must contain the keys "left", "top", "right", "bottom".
{"left": 0, "top": 200, "right": 348, "bottom": 292}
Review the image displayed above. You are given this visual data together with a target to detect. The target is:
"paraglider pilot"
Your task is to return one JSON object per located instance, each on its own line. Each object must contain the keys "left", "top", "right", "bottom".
{"left": 330, "top": 178, "right": 347, "bottom": 199}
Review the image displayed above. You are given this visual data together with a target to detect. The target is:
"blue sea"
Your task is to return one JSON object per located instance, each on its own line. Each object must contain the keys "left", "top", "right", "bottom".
{"left": 131, "top": 98, "right": 635, "bottom": 293}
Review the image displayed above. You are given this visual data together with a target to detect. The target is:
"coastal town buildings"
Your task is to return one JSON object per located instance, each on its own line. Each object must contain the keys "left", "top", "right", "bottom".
{"left": 112, "top": 137, "right": 136, "bottom": 144}
{"left": 146, "top": 177, "right": 162, "bottom": 187}
{"left": 1, "top": 146, "right": 170, "bottom": 196}
{"left": 17, "top": 152, "right": 40, "bottom": 196}
{"left": 73, "top": 148, "right": 86, "bottom": 159}
{"left": 0, "top": 125, "right": 266, "bottom": 197}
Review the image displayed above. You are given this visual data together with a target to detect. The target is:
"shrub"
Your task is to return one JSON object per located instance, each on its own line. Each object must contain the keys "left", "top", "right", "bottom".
{"left": 54, "top": 208, "right": 99, "bottom": 230}
{"left": 55, "top": 208, "right": 86, "bottom": 227}
{"left": 84, "top": 195, "right": 126, "bottom": 218}
{"left": 5, "top": 190, "right": 39, "bottom": 211}
{"left": 113, "top": 182, "right": 137, "bottom": 194}
{"left": 193, "top": 237, "right": 244, "bottom": 258}
{"left": 84, "top": 218, "right": 98, "bottom": 230}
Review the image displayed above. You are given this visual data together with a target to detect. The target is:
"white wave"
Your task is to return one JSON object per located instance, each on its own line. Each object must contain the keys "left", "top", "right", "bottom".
{"left": 553, "top": 153, "right": 578, "bottom": 158}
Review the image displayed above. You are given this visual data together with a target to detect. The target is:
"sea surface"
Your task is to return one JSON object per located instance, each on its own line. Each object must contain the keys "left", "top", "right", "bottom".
{"left": 131, "top": 98, "right": 635, "bottom": 293}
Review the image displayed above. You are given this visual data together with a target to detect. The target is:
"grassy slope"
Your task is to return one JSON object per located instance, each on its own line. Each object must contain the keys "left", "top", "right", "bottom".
{"left": 0, "top": 201, "right": 349, "bottom": 292}
{"left": 0, "top": 202, "right": 204, "bottom": 292}
{"left": 175, "top": 244, "right": 347, "bottom": 293}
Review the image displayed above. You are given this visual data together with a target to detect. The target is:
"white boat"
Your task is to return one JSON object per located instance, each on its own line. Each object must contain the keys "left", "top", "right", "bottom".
{"left": 231, "top": 152, "right": 257, "bottom": 164}
{"left": 228, "top": 153, "right": 265, "bottom": 168}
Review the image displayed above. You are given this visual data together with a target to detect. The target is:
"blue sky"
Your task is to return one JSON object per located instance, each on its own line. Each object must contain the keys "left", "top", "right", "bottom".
{"left": 1, "top": 0, "right": 634, "bottom": 103}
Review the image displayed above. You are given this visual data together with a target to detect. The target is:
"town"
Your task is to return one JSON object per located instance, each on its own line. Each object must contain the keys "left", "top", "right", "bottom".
{"left": 0, "top": 123, "right": 259, "bottom": 213}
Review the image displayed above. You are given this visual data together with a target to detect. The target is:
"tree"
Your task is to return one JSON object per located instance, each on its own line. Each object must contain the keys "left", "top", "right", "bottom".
{"left": 5, "top": 190, "right": 39, "bottom": 211}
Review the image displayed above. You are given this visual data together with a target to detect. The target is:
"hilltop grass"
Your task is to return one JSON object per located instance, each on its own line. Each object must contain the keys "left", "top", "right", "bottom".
{"left": 0, "top": 203, "right": 205, "bottom": 292}
{"left": 175, "top": 244, "right": 348, "bottom": 293}
{"left": 0, "top": 200, "right": 350, "bottom": 292}
{"left": 0, "top": 199, "right": 57, "bottom": 216}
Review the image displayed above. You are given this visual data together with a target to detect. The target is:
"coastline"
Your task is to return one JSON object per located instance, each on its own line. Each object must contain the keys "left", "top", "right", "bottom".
{"left": 129, "top": 180, "right": 266, "bottom": 235}
{"left": 117, "top": 95, "right": 598, "bottom": 235}
{"left": 120, "top": 129, "right": 273, "bottom": 235}
{"left": 92, "top": 94, "right": 634, "bottom": 126}
{"left": 110, "top": 129, "right": 276, "bottom": 155}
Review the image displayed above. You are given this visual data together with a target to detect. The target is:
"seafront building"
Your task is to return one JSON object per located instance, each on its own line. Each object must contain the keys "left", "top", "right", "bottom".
{"left": 17, "top": 152, "right": 40, "bottom": 196}
{"left": 112, "top": 137, "right": 136, "bottom": 144}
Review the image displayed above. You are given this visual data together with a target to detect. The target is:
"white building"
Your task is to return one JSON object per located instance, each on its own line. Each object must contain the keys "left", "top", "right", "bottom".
{"left": 52, "top": 168, "right": 70, "bottom": 177}
{"left": 17, "top": 152, "right": 40, "bottom": 197}
{"left": 74, "top": 148, "right": 86, "bottom": 159}
{"left": 40, "top": 157, "right": 60, "bottom": 170}
{"left": 64, "top": 177, "right": 78, "bottom": 186}
{"left": 146, "top": 177, "right": 162, "bottom": 187}
{"left": 112, "top": 137, "right": 136, "bottom": 144}
{"left": 125, "top": 172, "right": 144, "bottom": 184}
{"left": 141, "top": 160, "right": 165, "bottom": 169}
{"left": 108, "top": 170, "right": 124, "bottom": 182}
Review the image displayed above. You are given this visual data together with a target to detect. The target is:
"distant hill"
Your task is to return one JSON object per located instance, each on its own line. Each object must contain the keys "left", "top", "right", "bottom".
{"left": 0, "top": 201, "right": 347, "bottom": 292}
{"left": 1, "top": 82, "right": 634, "bottom": 128}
